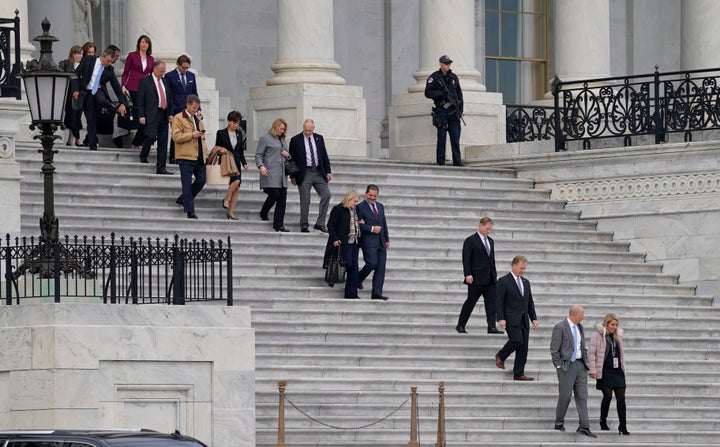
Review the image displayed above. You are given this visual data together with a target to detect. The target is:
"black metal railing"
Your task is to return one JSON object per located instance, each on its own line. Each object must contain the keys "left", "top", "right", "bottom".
{"left": 0, "top": 10, "right": 22, "bottom": 99}
{"left": 507, "top": 66, "right": 720, "bottom": 151}
{"left": 1, "top": 233, "right": 233, "bottom": 306}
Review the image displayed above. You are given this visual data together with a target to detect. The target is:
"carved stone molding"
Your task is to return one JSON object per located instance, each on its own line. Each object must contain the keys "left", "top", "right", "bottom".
{"left": 0, "top": 135, "right": 15, "bottom": 159}
{"left": 555, "top": 173, "right": 720, "bottom": 202}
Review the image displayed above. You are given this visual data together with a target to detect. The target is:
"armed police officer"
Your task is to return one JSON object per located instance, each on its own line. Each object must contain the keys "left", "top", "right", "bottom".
{"left": 425, "top": 54, "right": 464, "bottom": 166}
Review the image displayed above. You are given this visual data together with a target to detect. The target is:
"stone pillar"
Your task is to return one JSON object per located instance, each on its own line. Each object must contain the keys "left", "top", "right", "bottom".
{"left": 1, "top": 1, "right": 35, "bottom": 65}
{"left": 681, "top": 0, "right": 720, "bottom": 70}
{"left": 389, "top": 0, "right": 504, "bottom": 163}
{"left": 124, "top": 0, "right": 219, "bottom": 146}
{"left": 553, "top": 0, "right": 611, "bottom": 81}
{"left": 247, "top": 0, "right": 366, "bottom": 157}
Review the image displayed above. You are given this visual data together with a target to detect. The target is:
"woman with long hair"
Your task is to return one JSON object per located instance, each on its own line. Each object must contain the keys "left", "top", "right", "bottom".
{"left": 255, "top": 118, "right": 291, "bottom": 231}
{"left": 59, "top": 45, "right": 83, "bottom": 146}
{"left": 121, "top": 34, "right": 154, "bottom": 148}
{"left": 324, "top": 190, "right": 362, "bottom": 299}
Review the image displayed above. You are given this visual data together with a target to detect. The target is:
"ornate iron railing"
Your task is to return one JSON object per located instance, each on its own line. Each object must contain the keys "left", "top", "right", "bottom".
{"left": 0, "top": 10, "right": 21, "bottom": 99}
{"left": 1, "top": 233, "right": 233, "bottom": 305}
{"left": 507, "top": 67, "right": 720, "bottom": 151}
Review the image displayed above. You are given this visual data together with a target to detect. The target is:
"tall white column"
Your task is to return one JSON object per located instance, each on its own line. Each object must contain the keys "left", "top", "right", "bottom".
{"left": 389, "top": 0, "right": 503, "bottom": 163}
{"left": 553, "top": 0, "right": 611, "bottom": 81}
{"left": 408, "top": 0, "right": 485, "bottom": 93}
{"left": 248, "top": 0, "right": 366, "bottom": 157}
{"left": 124, "top": 0, "right": 219, "bottom": 146}
{"left": 2, "top": 1, "right": 35, "bottom": 64}
{"left": 681, "top": 0, "right": 720, "bottom": 70}
{"left": 268, "top": 0, "right": 345, "bottom": 85}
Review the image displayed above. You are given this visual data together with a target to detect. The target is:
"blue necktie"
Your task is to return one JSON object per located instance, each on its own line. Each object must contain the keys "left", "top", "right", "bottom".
{"left": 571, "top": 325, "right": 579, "bottom": 362}
{"left": 91, "top": 65, "right": 102, "bottom": 95}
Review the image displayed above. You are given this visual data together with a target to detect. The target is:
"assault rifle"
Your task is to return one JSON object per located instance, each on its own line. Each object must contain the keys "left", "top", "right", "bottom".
{"left": 438, "top": 76, "right": 466, "bottom": 126}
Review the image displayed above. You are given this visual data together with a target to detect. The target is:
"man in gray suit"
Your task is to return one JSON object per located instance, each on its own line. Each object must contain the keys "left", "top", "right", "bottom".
{"left": 550, "top": 304, "right": 597, "bottom": 438}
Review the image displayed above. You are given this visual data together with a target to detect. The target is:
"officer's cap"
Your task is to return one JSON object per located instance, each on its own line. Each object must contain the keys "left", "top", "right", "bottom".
{"left": 439, "top": 55, "right": 453, "bottom": 64}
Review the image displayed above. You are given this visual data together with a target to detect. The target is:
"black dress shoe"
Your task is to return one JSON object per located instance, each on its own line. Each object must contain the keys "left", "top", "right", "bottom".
{"left": 156, "top": 168, "right": 173, "bottom": 175}
{"left": 487, "top": 328, "right": 505, "bottom": 334}
{"left": 344, "top": 295, "right": 360, "bottom": 299}
{"left": 187, "top": 213, "right": 198, "bottom": 219}
{"left": 455, "top": 325, "right": 468, "bottom": 334}
{"left": 358, "top": 282, "right": 363, "bottom": 290}
{"left": 259, "top": 213, "right": 269, "bottom": 221}
{"left": 112, "top": 137, "right": 124, "bottom": 148}
{"left": 576, "top": 427, "right": 597, "bottom": 438}
{"left": 554, "top": 424, "right": 565, "bottom": 432}
{"left": 274, "top": 227, "right": 289, "bottom": 232}
{"left": 300, "top": 227, "right": 309, "bottom": 233}
{"left": 371, "top": 295, "right": 389, "bottom": 301}
{"left": 314, "top": 224, "right": 328, "bottom": 233}
{"left": 176, "top": 197, "right": 183, "bottom": 206}
{"left": 222, "top": 200, "right": 228, "bottom": 210}
{"left": 140, "top": 157, "right": 148, "bottom": 163}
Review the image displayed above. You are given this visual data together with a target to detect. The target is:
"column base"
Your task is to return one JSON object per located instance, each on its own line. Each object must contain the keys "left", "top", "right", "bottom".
{"left": 247, "top": 84, "right": 367, "bottom": 157}
{"left": 388, "top": 91, "right": 505, "bottom": 163}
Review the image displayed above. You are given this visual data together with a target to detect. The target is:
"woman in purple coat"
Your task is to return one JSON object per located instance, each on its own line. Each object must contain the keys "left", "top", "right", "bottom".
{"left": 121, "top": 35, "right": 154, "bottom": 148}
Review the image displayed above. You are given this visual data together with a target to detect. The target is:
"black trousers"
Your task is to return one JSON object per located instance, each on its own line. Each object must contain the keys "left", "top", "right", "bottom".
{"left": 82, "top": 89, "right": 116, "bottom": 150}
{"left": 497, "top": 323, "right": 530, "bottom": 378}
{"left": 457, "top": 283, "right": 497, "bottom": 330}
{"left": 139, "top": 108, "right": 170, "bottom": 171}
{"left": 261, "top": 187, "right": 287, "bottom": 230}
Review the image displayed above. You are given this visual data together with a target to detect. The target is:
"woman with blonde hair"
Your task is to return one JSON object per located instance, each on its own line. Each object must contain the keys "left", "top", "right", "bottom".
{"left": 324, "top": 190, "right": 362, "bottom": 299}
{"left": 255, "top": 118, "right": 291, "bottom": 231}
{"left": 588, "top": 313, "right": 629, "bottom": 435}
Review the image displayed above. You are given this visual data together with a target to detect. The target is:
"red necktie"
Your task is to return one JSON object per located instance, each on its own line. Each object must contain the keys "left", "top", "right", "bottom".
{"left": 157, "top": 77, "right": 167, "bottom": 109}
{"left": 372, "top": 203, "right": 379, "bottom": 220}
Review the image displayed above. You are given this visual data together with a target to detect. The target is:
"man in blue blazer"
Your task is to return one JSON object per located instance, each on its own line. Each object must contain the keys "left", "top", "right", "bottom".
{"left": 137, "top": 60, "right": 174, "bottom": 174}
{"left": 356, "top": 184, "right": 390, "bottom": 300}
{"left": 289, "top": 119, "right": 332, "bottom": 232}
{"left": 166, "top": 55, "right": 199, "bottom": 162}
{"left": 495, "top": 255, "right": 539, "bottom": 381}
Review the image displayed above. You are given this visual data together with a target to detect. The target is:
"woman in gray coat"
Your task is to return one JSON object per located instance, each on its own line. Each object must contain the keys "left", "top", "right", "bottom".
{"left": 255, "top": 118, "right": 291, "bottom": 232}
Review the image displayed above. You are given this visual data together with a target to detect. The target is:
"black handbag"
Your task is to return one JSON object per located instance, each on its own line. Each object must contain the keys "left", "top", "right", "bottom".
{"left": 284, "top": 158, "right": 300, "bottom": 176}
{"left": 118, "top": 93, "right": 139, "bottom": 130}
{"left": 324, "top": 245, "right": 346, "bottom": 286}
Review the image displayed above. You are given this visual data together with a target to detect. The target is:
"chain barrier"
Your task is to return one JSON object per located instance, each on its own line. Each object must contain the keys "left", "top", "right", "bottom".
{"left": 284, "top": 395, "right": 409, "bottom": 431}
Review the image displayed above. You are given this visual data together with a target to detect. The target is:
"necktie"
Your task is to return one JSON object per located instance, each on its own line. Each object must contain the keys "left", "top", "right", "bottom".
{"left": 482, "top": 236, "right": 491, "bottom": 254}
{"left": 308, "top": 136, "right": 316, "bottom": 167}
{"left": 91, "top": 65, "right": 102, "bottom": 95}
{"left": 372, "top": 203, "right": 379, "bottom": 220}
{"left": 194, "top": 115, "right": 203, "bottom": 157}
{"left": 157, "top": 77, "right": 167, "bottom": 109}
{"left": 571, "top": 324, "right": 579, "bottom": 362}
{"left": 181, "top": 73, "right": 187, "bottom": 87}
{"left": 516, "top": 276, "right": 523, "bottom": 296}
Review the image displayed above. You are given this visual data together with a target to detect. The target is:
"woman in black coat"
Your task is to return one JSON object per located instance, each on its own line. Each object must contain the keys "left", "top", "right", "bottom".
{"left": 323, "top": 190, "right": 362, "bottom": 299}
{"left": 215, "top": 110, "right": 249, "bottom": 220}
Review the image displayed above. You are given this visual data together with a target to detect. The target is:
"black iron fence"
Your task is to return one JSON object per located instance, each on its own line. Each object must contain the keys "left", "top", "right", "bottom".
{"left": 0, "top": 10, "right": 21, "bottom": 99}
{"left": 507, "top": 67, "right": 720, "bottom": 151}
{"left": 1, "top": 233, "right": 233, "bottom": 305}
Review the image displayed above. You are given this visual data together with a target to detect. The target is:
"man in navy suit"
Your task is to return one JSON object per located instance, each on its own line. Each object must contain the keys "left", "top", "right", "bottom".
{"left": 288, "top": 119, "right": 332, "bottom": 232}
{"left": 356, "top": 184, "right": 390, "bottom": 301}
{"left": 495, "top": 255, "right": 539, "bottom": 381}
{"left": 166, "top": 55, "right": 199, "bottom": 163}
{"left": 72, "top": 46, "right": 127, "bottom": 151}
{"left": 457, "top": 217, "right": 501, "bottom": 334}
{"left": 137, "top": 60, "right": 174, "bottom": 174}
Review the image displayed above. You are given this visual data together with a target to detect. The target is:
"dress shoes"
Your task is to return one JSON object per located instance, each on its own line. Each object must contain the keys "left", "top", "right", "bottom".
{"left": 112, "top": 137, "right": 124, "bottom": 148}
{"left": 358, "top": 282, "right": 363, "bottom": 290}
{"left": 259, "top": 213, "right": 269, "bottom": 221}
{"left": 455, "top": 325, "right": 467, "bottom": 334}
{"left": 487, "top": 327, "right": 504, "bottom": 334}
{"left": 222, "top": 200, "right": 228, "bottom": 210}
{"left": 494, "top": 354, "right": 505, "bottom": 369}
{"left": 300, "top": 226, "right": 309, "bottom": 233}
{"left": 139, "top": 156, "right": 148, "bottom": 163}
{"left": 187, "top": 213, "right": 198, "bottom": 219}
{"left": 156, "top": 168, "right": 173, "bottom": 175}
{"left": 314, "top": 224, "right": 328, "bottom": 233}
{"left": 371, "top": 295, "right": 389, "bottom": 301}
{"left": 513, "top": 375, "right": 534, "bottom": 381}
{"left": 274, "top": 227, "right": 290, "bottom": 232}
{"left": 344, "top": 295, "right": 360, "bottom": 299}
{"left": 554, "top": 424, "right": 565, "bottom": 432}
{"left": 176, "top": 197, "right": 183, "bottom": 206}
{"left": 576, "top": 427, "right": 597, "bottom": 438}
{"left": 226, "top": 213, "right": 239, "bottom": 221}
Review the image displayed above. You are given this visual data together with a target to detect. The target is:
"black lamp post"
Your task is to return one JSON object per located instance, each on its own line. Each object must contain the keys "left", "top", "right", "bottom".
{"left": 16, "top": 18, "right": 85, "bottom": 279}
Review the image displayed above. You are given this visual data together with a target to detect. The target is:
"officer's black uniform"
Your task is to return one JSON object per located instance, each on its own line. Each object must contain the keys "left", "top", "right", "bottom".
{"left": 425, "top": 57, "right": 463, "bottom": 166}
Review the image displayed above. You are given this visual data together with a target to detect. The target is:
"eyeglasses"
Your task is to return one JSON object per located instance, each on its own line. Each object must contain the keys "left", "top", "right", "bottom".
{"left": 180, "top": 65, "right": 190, "bottom": 70}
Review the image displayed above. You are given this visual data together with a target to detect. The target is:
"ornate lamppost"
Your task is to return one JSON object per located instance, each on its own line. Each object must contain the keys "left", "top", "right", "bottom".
{"left": 16, "top": 18, "right": 84, "bottom": 279}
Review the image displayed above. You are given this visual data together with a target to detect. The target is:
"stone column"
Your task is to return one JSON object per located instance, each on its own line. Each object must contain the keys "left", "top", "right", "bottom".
{"left": 124, "top": 0, "right": 219, "bottom": 146}
{"left": 553, "top": 0, "right": 611, "bottom": 81}
{"left": 389, "top": 0, "right": 503, "bottom": 163}
{"left": 2, "top": 1, "right": 35, "bottom": 65}
{"left": 247, "top": 0, "right": 366, "bottom": 157}
{"left": 681, "top": 0, "right": 720, "bottom": 70}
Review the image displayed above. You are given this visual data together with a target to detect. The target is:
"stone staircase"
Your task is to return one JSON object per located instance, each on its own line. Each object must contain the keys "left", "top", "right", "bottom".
{"left": 15, "top": 142, "right": 720, "bottom": 446}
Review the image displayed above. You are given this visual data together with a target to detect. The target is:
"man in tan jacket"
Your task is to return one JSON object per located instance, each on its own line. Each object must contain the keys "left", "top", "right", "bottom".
{"left": 171, "top": 94, "right": 206, "bottom": 219}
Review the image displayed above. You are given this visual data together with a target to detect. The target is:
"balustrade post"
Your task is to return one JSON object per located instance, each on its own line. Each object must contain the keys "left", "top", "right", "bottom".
{"left": 275, "top": 380, "right": 287, "bottom": 447}
{"left": 653, "top": 65, "right": 665, "bottom": 144}
{"left": 552, "top": 75, "right": 564, "bottom": 151}
{"left": 4, "top": 235, "right": 12, "bottom": 305}
{"left": 408, "top": 386, "right": 419, "bottom": 447}
{"left": 435, "top": 381, "right": 445, "bottom": 447}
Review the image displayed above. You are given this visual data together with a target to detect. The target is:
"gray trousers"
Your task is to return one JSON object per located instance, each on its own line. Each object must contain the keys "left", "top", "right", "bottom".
{"left": 298, "top": 168, "right": 331, "bottom": 228}
{"left": 554, "top": 360, "right": 590, "bottom": 429}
